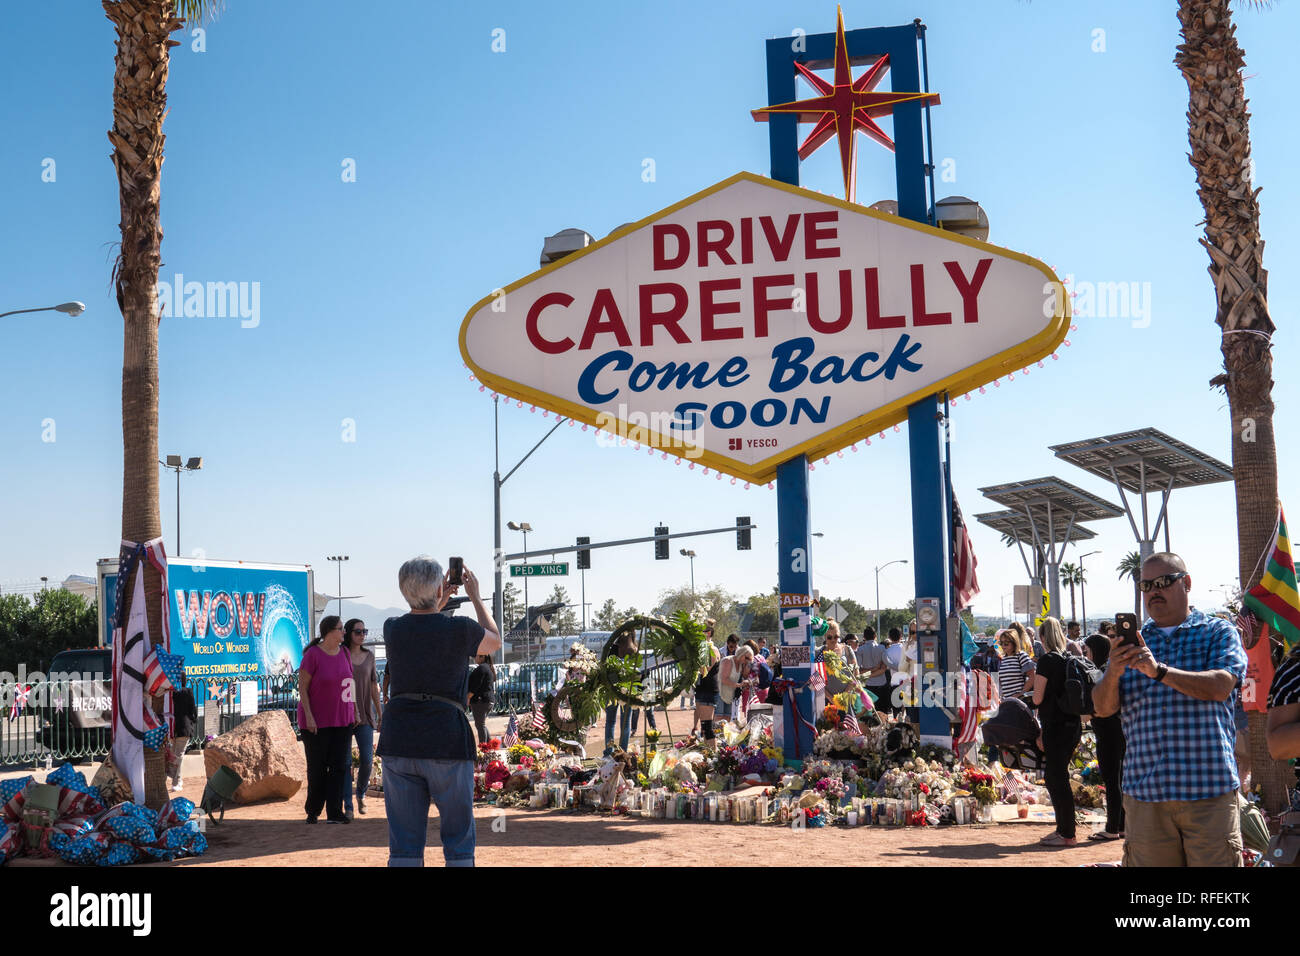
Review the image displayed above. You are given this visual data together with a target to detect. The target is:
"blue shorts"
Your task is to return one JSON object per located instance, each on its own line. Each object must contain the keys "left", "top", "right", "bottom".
{"left": 694, "top": 689, "right": 718, "bottom": 707}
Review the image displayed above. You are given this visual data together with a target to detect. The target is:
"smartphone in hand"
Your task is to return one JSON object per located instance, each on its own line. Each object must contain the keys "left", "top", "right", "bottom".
{"left": 1115, "top": 612, "right": 1140, "bottom": 647}
{"left": 447, "top": 556, "right": 464, "bottom": 586}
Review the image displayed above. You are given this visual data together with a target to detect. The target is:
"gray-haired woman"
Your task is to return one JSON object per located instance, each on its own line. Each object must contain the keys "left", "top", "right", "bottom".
{"left": 376, "top": 556, "right": 501, "bottom": 867}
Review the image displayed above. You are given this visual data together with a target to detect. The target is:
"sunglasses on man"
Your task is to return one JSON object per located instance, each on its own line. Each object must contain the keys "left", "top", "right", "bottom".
{"left": 1138, "top": 572, "right": 1188, "bottom": 594}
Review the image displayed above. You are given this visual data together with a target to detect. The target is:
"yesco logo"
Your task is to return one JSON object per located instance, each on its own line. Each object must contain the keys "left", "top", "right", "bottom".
{"left": 50, "top": 886, "right": 151, "bottom": 936}
{"left": 175, "top": 590, "right": 266, "bottom": 639}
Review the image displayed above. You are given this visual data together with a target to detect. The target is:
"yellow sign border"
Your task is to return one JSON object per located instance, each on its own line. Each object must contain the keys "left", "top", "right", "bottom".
{"left": 459, "top": 170, "right": 1070, "bottom": 484}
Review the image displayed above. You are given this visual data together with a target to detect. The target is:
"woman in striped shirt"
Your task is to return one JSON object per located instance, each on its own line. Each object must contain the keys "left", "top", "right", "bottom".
{"left": 996, "top": 624, "right": 1036, "bottom": 703}
{"left": 1267, "top": 648, "right": 1300, "bottom": 759}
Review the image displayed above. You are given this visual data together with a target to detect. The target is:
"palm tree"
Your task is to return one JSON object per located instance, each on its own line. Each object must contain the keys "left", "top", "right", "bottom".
{"left": 1176, "top": 0, "right": 1288, "bottom": 813}
{"left": 1059, "top": 562, "right": 1083, "bottom": 623}
{"left": 1117, "top": 552, "right": 1142, "bottom": 619}
{"left": 104, "top": 0, "right": 214, "bottom": 641}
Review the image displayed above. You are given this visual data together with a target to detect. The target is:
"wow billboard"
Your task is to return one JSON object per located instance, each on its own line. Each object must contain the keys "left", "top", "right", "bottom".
{"left": 98, "top": 558, "right": 315, "bottom": 679}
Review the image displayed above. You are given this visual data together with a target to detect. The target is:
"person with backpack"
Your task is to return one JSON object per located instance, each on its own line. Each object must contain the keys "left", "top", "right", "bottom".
{"left": 1085, "top": 633, "right": 1124, "bottom": 841}
{"left": 1030, "top": 617, "right": 1082, "bottom": 846}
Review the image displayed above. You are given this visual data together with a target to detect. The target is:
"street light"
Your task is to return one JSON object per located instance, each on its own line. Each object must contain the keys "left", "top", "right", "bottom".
{"left": 159, "top": 455, "right": 203, "bottom": 553}
{"left": 680, "top": 548, "right": 697, "bottom": 603}
{"left": 874, "top": 559, "right": 909, "bottom": 637}
{"left": 326, "top": 555, "right": 349, "bottom": 616}
{"left": 508, "top": 521, "right": 532, "bottom": 662}
{"left": 0, "top": 301, "right": 85, "bottom": 319}
{"left": 1077, "top": 550, "right": 1100, "bottom": 635}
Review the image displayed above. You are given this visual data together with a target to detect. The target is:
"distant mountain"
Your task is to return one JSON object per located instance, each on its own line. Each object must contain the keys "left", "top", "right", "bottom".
{"left": 320, "top": 599, "right": 410, "bottom": 633}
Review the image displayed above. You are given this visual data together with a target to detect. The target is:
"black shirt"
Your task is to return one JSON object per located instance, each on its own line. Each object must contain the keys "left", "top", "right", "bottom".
{"left": 172, "top": 688, "right": 197, "bottom": 738}
{"left": 1034, "top": 651, "right": 1078, "bottom": 729}
{"left": 376, "top": 612, "right": 485, "bottom": 760}
{"left": 468, "top": 662, "right": 495, "bottom": 704}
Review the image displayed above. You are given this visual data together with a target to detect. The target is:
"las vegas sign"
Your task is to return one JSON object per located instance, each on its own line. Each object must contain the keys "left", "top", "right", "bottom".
{"left": 459, "top": 171, "right": 1069, "bottom": 484}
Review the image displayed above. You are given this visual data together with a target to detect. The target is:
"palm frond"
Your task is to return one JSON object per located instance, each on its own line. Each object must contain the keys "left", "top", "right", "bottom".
{"left": 176, "top": 0, "right": 223, "bottom": 24}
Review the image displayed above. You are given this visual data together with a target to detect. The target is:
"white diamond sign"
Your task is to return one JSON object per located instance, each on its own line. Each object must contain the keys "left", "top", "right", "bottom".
{"left": 459, "top": 171, "right": 1069, "bottom": 483}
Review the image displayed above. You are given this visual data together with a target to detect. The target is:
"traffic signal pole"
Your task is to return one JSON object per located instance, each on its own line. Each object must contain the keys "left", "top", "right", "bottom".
{"left": 499, "top": 522, "right": 757, "bottom": 561}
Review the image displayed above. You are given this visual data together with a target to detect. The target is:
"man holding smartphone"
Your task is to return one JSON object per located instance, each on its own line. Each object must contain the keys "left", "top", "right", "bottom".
{"left": 1093, "top": 552, "right": 1248, "bottom": 867}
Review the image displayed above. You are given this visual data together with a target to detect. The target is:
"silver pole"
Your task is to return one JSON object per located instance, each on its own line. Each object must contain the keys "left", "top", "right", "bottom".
{"left": 523, "top": 530, "right": 529, "bottom": 664}
{"left": 874, "top": 566, "right": 881, "bottom": 638}
{"left": 493, "top": 395, "right": 503, "bottom": 665}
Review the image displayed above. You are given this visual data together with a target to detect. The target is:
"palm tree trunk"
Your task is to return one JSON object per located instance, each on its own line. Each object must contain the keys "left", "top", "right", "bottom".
{"left": 104, "top": 0, "right": 184, "bottom": 641}
{"left": 1068, "top": 583, "right": 1076, "bottom": 624}
{"left": 1177, "top": 0, "right": 1287, "bottom": 816}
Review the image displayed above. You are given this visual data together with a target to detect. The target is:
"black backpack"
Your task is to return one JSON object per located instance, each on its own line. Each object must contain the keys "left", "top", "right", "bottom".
{"left": 1058, "top": 654, "right": 1103, "bottom": 716}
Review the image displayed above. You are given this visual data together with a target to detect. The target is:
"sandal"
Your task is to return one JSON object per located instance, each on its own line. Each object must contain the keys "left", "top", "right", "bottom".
{"left": 1088, "top": 830, "right": 1124, "bottom": 842}
{"left": 1038, "top": 832, "right": 1078, "bottom": 847}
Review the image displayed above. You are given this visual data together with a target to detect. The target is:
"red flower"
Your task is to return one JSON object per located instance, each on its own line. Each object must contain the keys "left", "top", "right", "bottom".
{"left": 918, "top": 783, "right": 930, "bottom": 795}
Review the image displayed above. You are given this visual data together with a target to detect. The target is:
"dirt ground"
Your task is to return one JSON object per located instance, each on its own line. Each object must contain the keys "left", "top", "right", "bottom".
{"left": 7, "top": 705, "right": 1125, "bottom": 867}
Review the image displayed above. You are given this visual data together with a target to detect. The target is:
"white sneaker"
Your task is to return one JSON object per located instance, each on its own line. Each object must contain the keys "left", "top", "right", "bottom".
{"left": 172, "top": 783, "right": 184, "bottom": 792}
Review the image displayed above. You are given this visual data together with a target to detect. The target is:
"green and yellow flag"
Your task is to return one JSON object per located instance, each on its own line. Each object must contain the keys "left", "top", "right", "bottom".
{"left": 1244, "top": 506, "right": 1300, "bottom": 654}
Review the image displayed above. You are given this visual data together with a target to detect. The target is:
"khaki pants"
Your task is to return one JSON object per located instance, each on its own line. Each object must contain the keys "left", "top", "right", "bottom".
{"left": 1123, "top": 791, "right": 1243, "bottom": 867}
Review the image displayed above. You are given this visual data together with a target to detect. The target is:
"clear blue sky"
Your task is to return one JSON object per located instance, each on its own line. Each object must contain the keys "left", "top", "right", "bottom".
{"left": 1, "top": 0, "right": 1296, "bottom": 625}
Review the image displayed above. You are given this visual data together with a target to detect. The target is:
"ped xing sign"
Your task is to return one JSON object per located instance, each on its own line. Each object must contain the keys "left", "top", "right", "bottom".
{"left": 460, "top": 171, "right": 1070, "bottom": 483}
{"left": 509, "top": 563, "right": 569, "bottom": 577}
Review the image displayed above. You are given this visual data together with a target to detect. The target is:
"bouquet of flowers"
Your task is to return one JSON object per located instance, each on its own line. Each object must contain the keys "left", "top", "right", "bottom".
{"left": 814, "top": 776, "right": 848, "bottom": 802}
{"left": 739, "top": 748, "right": 778, "bottom": 776}
{"left": 713, "top": 745, "right": 743, "bottom": 777}
{"left": 962, "top": 770, "right": 998, "bottom": 807}
{"left": 507, "top": 743, "right": 536, "bottom": 765}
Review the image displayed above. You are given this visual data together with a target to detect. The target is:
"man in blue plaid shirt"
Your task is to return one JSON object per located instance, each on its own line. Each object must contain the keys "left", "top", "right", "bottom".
{"left": 1094, "top": 552, "right": 1247, "bottom": 866}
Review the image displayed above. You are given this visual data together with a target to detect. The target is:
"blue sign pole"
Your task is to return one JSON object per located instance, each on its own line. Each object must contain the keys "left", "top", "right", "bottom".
{"left": 764, "top": 34, "right": 815, "bottom": 764}
{"left": 762, "top": 20, "right": 951, "bottom": 760}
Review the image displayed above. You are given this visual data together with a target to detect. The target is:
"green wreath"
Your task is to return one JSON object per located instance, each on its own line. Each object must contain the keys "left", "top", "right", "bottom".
{"left": 597, "top": 611, "right": 706, "bottom": 708}
{"left": 524, "top": 614, "right": 705, "bottom": 748}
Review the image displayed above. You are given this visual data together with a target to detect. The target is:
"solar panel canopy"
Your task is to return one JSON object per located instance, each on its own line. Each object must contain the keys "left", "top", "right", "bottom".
{"left": 1050, "top": 427, "right": 1232, "bottom": 493}
{"left": 975, "top": 510, "right": 1097, "bottom": 543}
{"left": 978, "top": 476, "right": 1124, "bottom": 522}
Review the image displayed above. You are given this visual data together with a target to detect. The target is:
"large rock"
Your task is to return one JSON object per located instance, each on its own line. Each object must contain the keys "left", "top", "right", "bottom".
{"left": 203, "top": 710, "right": 306, "bottom": 803}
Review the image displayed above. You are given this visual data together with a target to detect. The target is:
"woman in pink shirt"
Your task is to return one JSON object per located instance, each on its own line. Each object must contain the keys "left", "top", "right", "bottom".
{"left": 298, "top": 615, "right": 356, "bottom": 824}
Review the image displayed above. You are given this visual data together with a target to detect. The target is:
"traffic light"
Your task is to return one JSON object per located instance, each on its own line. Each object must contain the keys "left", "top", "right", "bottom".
{"left": 736, "top": 516, "right": 751, "bottom": 551}
{"left": 654, "top": 525, "right": 669, "bottom": 560}
{"left": 576, "top": 536, "right": 591, "bottom": 570}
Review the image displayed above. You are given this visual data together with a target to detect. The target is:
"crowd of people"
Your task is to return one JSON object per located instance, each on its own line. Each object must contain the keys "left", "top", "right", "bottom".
{"left": 287, "top": 547, "right": 1300, "bottom": 868}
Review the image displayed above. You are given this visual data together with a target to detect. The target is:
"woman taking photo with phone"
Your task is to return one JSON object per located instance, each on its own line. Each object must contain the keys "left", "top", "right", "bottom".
{"left": 378, "top": 556, "right": 500, "bottom": 866}
{"left": 298, "top": 615, "right": 356, "bottom": 824}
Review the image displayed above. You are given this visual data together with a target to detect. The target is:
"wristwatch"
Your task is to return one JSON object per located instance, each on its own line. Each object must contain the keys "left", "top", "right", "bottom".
{"left": 1154, "top": 663, "right": 1169, "bottom": 683}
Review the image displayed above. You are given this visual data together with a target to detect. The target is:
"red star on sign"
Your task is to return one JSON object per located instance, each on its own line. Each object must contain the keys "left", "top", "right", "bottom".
{"left": 752, "top": 6, "right": 940, "bottom": 203}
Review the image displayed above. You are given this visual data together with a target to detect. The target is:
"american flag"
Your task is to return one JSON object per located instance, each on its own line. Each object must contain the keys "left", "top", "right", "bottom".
{"left": 531, "top": 700, "right": 549, "bottom": 735}
{"left": 956, "top": 667, "right": 979, "bottom": 744}
{"left": 808, "top": 662, "right": 827, "bottom": 692}
{"left": 503, "top": 712, "right": 520, "bottom": 747}
{"left": 142, "top": 648, "right": 173, "bottom": 696}
{"left": 952, "top": 494, "right": 980, "bottom": 612}
{"left": 8, "top": 684, "right": 29, "bottom": 722}
{"left": 841, "top": 708, "right": 861, "bottom": 736}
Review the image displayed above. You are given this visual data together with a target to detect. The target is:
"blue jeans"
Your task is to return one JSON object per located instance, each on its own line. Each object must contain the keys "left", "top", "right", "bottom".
{"left": 382, "top": 756, "right": 476, "bottom": 867}
{"left": 345, "top": 723, "right": 375, "bottom": 814}
{"left": 604, "top": 703, "right": 632, "bottom": 751}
